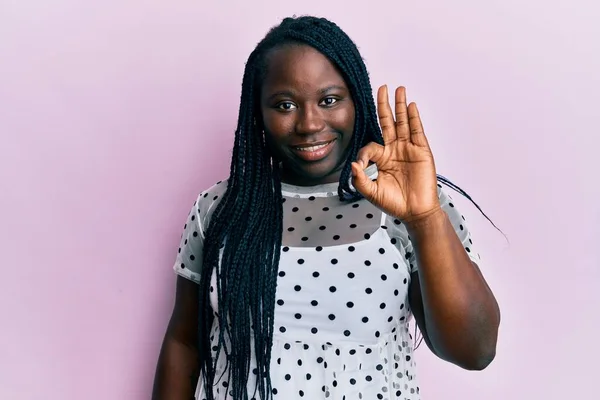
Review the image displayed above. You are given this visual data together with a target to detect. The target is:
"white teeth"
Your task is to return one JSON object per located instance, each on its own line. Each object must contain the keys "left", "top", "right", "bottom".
{"left": 295, "top": 142, "right": 330, "bottom": 152}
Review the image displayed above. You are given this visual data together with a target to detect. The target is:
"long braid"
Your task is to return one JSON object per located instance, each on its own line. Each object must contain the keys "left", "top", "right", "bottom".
{"left": 198, "top": 15, "right": 499, "bottom": 400}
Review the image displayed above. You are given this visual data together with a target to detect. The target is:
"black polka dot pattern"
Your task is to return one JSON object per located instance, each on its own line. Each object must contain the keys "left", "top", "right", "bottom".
{"left": 173, "top": 166, "right": 481, "bottom": 399}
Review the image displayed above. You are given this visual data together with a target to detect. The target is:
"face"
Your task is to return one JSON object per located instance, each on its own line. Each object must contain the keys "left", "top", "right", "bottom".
{"left": 260, "top": 44, "right": 355, "bottom": 186}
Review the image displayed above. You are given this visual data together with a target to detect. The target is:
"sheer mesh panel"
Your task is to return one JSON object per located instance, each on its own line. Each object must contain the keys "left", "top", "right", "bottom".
{"left": 281, "top": 195, "right": 383, "bottom": 248}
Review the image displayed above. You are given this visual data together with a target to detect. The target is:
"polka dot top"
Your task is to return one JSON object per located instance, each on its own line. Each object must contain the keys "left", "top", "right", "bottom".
{"left": 173, "top": 164, "right": 481, "bottom": 400}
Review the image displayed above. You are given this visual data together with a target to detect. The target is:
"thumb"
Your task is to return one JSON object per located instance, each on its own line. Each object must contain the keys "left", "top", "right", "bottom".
{"left": 351, "top": 161, "right": 378, "bottom": 200}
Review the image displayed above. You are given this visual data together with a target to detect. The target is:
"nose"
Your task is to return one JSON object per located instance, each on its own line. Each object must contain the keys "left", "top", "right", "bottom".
{"left": 295, "top": 104, "right": 326, "bottom": 135}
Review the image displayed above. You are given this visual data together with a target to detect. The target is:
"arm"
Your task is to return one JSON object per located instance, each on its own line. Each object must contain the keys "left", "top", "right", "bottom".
{"left": 407, "top": 208, "right": 500, "bottom": 370}
{"left": 351, "top": 85, "right": 499, "bottom": 370}
{"left": 152, "top": 276, "right": 203, "bottom": 400}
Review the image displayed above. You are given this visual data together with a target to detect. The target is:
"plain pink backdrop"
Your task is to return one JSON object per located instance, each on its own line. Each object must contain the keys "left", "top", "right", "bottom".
{"left": 1, "top": 1, "right": 599, "bottom": 399}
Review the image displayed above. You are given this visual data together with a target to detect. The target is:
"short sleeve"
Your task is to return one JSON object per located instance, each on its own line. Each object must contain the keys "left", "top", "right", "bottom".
{"left": 388, "top": 183, "right": 482, "bottom": 274}
{"left": 172, "top": 180, "right": 228, "bottom": 283}
{"left": 172, "top": 196, "right": 205, "bottom": 283}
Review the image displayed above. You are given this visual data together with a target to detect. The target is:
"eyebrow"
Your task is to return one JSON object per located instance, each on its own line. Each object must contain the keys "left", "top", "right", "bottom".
{"left": 318, "top": 85, "right": 347, "bottom": 94}
{"left": 266, "top": 85, "right": 348, "bottom": 101}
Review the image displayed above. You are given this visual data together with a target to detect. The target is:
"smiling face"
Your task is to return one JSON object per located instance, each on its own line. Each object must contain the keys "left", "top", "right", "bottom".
{"left": 260, "top": 44, "right": 356, "bottom": 186}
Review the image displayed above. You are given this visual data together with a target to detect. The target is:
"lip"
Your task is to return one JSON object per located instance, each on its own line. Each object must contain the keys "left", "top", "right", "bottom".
{"left": 289, "top": 139, "right": 336, "bottom": 162}
{"left": 291, "top": 139, "right": 335, "bottom": 148}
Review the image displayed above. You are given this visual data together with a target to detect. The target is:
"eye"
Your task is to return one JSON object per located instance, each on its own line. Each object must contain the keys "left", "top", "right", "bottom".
{"left": 320, "top": 97, "right": 338, "bottom": 106}
{"left": 276, "top": 102, "right": 297, "bottom": 111}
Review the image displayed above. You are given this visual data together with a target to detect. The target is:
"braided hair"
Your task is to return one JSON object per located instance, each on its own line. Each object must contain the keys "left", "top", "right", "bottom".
{"left": 198, "top": 15, "right": 499, "bottom": 400}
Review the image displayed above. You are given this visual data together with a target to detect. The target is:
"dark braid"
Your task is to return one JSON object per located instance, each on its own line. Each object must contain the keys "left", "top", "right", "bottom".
{"left": 198, "top": 15, "right": 500, "bottom": 400}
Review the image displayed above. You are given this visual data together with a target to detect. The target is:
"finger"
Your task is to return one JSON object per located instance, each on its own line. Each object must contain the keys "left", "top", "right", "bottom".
{"left": 351, "top": 161, "right": 378, "bottom": 200}
{"left": 394, "top": 86, "right": 410, "bottom": 141}
{"left": 376, "top": 85, "right": 396, "bottom": 145}
{"left": 408, "top": 102, "right": 430, "bottom": 148}
{"left": 355, "top": 142, "right": 385, "bottom": 169}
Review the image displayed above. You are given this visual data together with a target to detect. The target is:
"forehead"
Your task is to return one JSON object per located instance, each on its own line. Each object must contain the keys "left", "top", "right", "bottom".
{"left": 262, "top": 44, "right": 347, "bottom": 91}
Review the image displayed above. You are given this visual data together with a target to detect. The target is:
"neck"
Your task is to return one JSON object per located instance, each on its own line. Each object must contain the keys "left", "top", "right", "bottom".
{"left": 280, "top": 168, "right": 343, "bottom": 187}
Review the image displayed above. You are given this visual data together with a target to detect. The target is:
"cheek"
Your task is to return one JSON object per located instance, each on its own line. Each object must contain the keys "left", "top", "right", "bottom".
{"left": 263, "top": 112, "right": 293, "bottom": 142}
{"left": 333, "top": 105, "right": 355, "bottom": 136}
{"left": 262, "top": 114, "right": 292, "bottom": 158}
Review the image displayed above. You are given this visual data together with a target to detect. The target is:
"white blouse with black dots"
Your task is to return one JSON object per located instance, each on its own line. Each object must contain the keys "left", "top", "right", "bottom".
{"left": 173, "top": 164, "right": 481, "bottom": 400}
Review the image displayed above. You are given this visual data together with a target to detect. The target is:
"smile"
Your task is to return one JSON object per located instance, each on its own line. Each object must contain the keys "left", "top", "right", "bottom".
{"left": 294, "top": 142, "right": 331, "bottom": 152}
{"left": 290, "top": 139, "right": 336, "bottom": 162}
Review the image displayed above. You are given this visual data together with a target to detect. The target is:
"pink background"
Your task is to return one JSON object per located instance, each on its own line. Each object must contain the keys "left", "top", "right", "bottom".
{"left": 1, "top": 1, "right": 599, "bottom": 399}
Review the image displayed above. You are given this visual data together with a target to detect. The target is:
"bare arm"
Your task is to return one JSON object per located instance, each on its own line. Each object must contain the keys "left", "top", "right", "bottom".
{"left": 153, "top": 276, "right": 203, "bottom": 399}
{"left": 407, "top": 209, "right": 500, "bottom": 370}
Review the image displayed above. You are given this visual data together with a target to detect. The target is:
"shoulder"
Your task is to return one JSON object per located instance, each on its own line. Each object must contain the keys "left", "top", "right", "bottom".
{"left": 383, "top": 182, "right": 465, "bottom": 251}
{"left": 384, "top": 182, "right": 449, "bottom": 232}
{"left": 194, "top": 179, "right": 229, "bottom": 233}
{"left": 384, "top": 181, "right": 481, "bottom": 262}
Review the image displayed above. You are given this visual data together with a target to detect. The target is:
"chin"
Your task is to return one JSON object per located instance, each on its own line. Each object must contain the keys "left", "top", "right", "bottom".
{"left": 287, "top": 161, "right": 343, "bottom": 185}
{"left": 279, "top": 143, "right": 349, "bottom": 185}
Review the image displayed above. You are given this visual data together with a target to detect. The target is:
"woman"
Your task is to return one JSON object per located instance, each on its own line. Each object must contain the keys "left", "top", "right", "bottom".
{"left": 153, "top": 15, "right": 500, "bottom": 400}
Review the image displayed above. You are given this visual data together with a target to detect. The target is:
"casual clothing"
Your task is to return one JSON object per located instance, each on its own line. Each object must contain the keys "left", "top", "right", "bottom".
{"left": 174, "top": 164, "right": 480, "bottom": 400}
